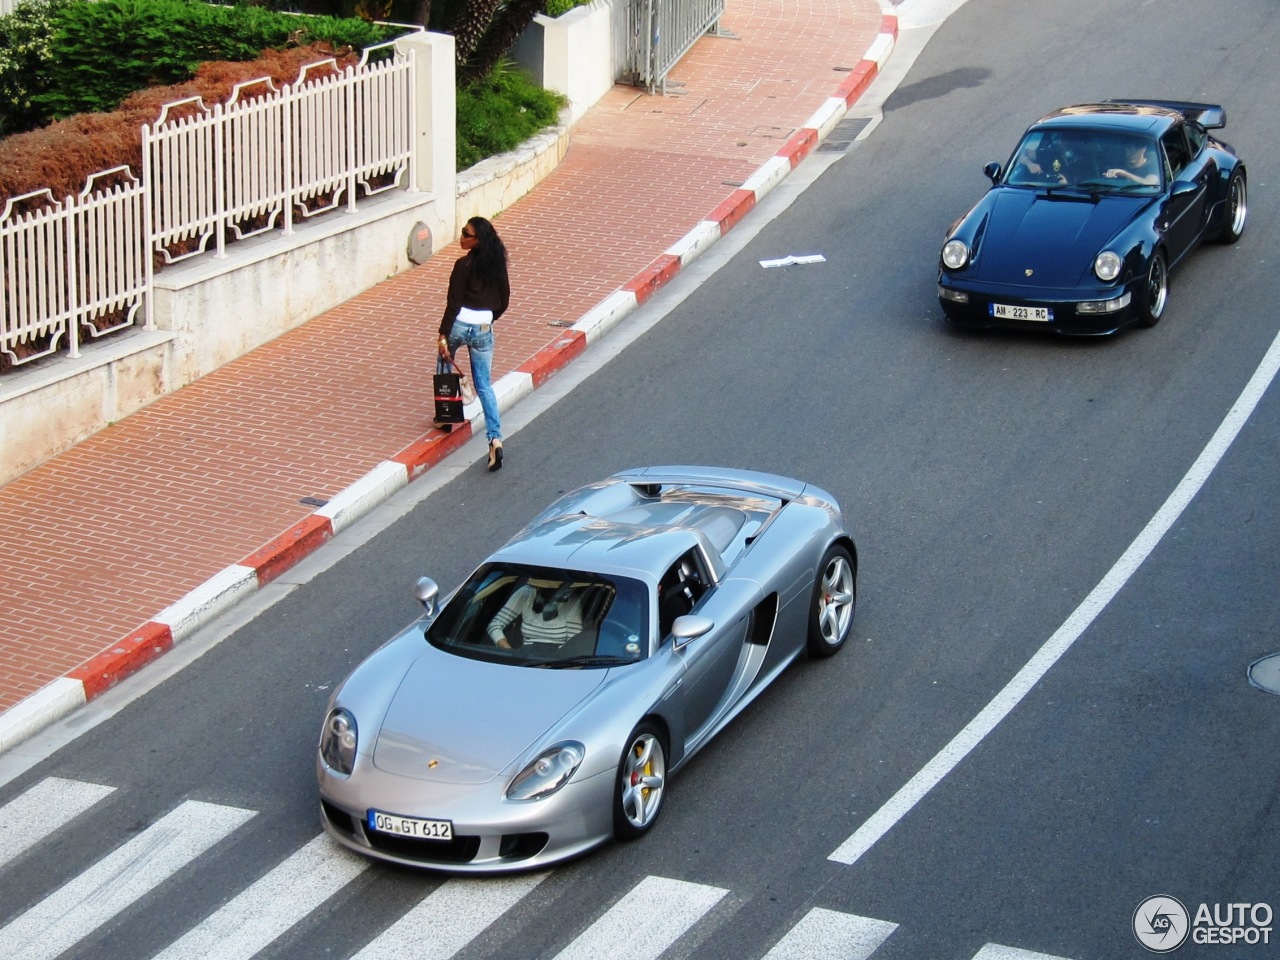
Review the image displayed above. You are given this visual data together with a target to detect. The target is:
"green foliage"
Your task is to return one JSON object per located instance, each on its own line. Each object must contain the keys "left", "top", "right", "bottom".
{"left": 456, "top": 59, "right": 564, "bottom": 169}
{"left": 545, "top": 0, "right": 590, "bottom": 17}
{"left": 0, "top": 0, "right": 74, "bottom": 135}
{"left": 3, "top": 0, "right": 567, "bottom": 168}
{"left": 27, "top": 0, "right": 400, "bottom": 121}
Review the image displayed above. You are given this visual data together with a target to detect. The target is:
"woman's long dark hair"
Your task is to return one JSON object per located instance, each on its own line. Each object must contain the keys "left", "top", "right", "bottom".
{"left": 466, "top": 216, "right": 508, "bottom": 289}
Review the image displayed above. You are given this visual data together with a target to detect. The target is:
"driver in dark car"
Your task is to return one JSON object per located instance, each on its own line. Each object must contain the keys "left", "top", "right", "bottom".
{"left": 1009, "top": 135, "right": 1068, "bottom": 185}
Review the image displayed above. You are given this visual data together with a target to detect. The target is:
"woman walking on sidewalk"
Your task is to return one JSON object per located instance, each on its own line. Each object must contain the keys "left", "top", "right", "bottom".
{"left": 438, "top": 216, "right": 510, "bottom": 471}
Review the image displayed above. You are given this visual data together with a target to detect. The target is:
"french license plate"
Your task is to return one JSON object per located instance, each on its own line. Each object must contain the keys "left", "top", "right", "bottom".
{"left": 990, "top": 302, "right": 1052, "bottom": 322}
{"left": 368, "top": 810, "right": 453, "bottom": 841}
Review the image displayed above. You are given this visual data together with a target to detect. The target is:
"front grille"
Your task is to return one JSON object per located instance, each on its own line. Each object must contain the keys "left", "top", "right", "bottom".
{"left": 365, "top": 829, "right": 482, "bottom": 864}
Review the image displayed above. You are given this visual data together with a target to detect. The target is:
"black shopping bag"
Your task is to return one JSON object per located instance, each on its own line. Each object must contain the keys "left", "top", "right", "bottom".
{"left": 433, "top": 357, "right": 465, "bottom": 424}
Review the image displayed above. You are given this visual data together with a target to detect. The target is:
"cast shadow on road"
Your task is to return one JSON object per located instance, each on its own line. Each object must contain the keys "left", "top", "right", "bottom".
{"left": 887, "top": 67, "right": 992, "bottom": 111}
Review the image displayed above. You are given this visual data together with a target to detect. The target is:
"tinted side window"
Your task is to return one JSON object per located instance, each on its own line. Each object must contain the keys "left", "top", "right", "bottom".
{"left": 1161, "top": 127, "right": 1191, "bottom": 178}
{"left": 1186, "top": 122, "right": 1207, "bottom": 158}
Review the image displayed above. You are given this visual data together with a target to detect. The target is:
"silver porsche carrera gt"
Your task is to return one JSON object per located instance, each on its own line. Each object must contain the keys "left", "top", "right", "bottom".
{"left": 317, "top": 466, "right": 857, "bottom": 872}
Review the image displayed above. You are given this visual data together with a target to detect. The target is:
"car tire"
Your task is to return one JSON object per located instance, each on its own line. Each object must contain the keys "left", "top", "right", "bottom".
{"left": 1215, "top": 170, "right": 1247, "bottom": 244}
{"left": 806, "top": 544, "right": 856, "bottom": 658}
{"left": 1136, "top": 251, "right": 1168, "bottom": 328}
{"left": 613, "top": 722, "right": 667, "bottom": 841}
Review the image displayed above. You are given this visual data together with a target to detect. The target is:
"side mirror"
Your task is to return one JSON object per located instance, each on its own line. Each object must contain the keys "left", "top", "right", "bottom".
{"left": 1170, "top": 179, "right": 1200, "bottom": 200}
{"left": 414, "top": 577, "right": 439, "bottom": 615}
{"left": 983, "top": 161, "right": 1002, "bottom": 185}
{"left": 671, "top": 614, "right": 714, "bottom": 647}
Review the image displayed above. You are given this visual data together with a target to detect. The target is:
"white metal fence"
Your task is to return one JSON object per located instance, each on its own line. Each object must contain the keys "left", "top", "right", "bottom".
{"left": 1, "top": 46, "right": 414, "bottom": 372}
{"left": 0, "top": 169, "right": 150, "bottom": 366}
{"left": 619, "top": 0, "right": 724, "bottom": 94}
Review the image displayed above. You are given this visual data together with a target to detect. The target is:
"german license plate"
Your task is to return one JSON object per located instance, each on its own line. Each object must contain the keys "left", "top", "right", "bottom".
{"left": 368, "top": 810, "right": 453, "bottom": 841}
{"left": 990, "top": 302, "right": 1052, "bottom": 322}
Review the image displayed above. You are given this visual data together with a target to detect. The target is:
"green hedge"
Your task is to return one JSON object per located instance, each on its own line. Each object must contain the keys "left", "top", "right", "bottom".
{"left": 2, "top": 0, "right": 565, "bottom": 168}
{"left": 457, "top": 61, "right": 566, "bottom": 169}
{"left": 34, "top": 0, "right": 399, "bottom": 118}
{"left": 0, "top": 0, "right": 73, "bottom": 134}
{"left": 546, "top": 0, "right": 592, "bottom": 17}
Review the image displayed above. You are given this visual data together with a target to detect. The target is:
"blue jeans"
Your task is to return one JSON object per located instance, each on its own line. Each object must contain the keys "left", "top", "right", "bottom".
{"left": 448, "top": 323, "right": 500, "bottom": 441}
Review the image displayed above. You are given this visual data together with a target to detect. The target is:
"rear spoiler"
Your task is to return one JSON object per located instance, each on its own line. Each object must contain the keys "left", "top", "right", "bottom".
{"left": 1104, "top": 99, "right": 1226, "bottom": 129}
{"left": 615, "top": 466, "right": 807, "bottom": 503}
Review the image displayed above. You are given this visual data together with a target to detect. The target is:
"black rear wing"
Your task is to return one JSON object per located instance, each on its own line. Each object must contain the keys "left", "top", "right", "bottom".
{"left": 1105, "top": 99, "right": 1226, "bottom": 129}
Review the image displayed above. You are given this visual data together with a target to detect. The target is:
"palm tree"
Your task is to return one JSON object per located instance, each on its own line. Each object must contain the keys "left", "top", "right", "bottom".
{"left": 463, "top": 0, "right": 547, "bottom": 79}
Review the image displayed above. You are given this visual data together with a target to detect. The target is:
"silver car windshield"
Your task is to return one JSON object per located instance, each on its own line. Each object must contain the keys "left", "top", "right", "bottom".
{"left": 427, "top": 563, "right": 650, "bottom": 667}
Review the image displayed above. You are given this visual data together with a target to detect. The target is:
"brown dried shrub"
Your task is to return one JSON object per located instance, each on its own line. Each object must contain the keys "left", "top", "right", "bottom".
{"left": 0, "top": 43, "right": 359, "bottom": 209}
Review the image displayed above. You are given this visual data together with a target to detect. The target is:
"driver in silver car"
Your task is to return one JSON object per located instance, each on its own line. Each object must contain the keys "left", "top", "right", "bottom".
{"left": 487, "top": 582, "right": 586, "bottom": 649}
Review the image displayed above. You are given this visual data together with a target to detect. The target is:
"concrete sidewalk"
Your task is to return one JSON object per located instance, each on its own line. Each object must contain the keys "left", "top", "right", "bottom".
{"left": 0, "top": 0, "right": 896, "bottom": 752}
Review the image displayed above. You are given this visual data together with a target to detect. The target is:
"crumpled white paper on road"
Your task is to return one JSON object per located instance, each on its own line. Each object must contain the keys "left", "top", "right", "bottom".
{"left": 759, "top": 254, "right": 827, "bottom": 268}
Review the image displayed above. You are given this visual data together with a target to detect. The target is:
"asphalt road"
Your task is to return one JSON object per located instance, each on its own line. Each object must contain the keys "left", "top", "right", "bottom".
{"left": 2, "top": 0, "right": 1278, "bottom": 958}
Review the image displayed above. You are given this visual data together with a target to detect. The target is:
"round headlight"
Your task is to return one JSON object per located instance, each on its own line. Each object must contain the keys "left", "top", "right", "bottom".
{"left": 506, "top": 741, "right": 585, "bottom": 801}
{"left": 320, "top": 708, "right": 358, "bottom": 776}
{"left": 1094, "top": 250, "right": 1122, "bottom": 282}
{"left": 942, "top": 239, "right": 970, "bottom": 270}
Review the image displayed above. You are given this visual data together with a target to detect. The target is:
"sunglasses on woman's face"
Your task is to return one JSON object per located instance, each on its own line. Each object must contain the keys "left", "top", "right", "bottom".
{"left": 461, "top": 229, "right": 476, "bottom": 239}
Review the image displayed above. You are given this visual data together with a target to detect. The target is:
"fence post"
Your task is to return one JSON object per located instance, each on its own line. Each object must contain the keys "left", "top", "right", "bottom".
{"left": 395, "top": 31, "right": 456, "bottom": 254}
{"left": 66, "top": 194, "right": 80, "bottom": 358}
{"left": 345, "top": 65, "right": 358, "bottom": 214}
{"left": 215, "top": 102, "right": 227, "bottom": 258}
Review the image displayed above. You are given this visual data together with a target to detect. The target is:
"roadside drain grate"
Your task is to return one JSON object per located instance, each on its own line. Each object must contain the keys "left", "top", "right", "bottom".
{"left": 818, "top": 117, "right": 871, "bottom": 153}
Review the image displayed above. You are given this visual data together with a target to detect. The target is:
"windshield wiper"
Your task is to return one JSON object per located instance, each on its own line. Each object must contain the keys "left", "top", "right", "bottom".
{"left": 535, "top": 654, "right": 637, "bottom": 669}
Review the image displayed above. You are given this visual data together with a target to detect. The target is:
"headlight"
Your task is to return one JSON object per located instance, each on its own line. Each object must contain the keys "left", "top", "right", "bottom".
{"left": 506, "top": 741, "right": 585, "bottom": 801}
{"left": 941, "top": 239, "right": 970, "bottom": 270}
{"left": 1094, "top": 251, "right": 1122, "bottom": 281}
{"left": 320, "top": 708, "right": 358, "bottom": 776}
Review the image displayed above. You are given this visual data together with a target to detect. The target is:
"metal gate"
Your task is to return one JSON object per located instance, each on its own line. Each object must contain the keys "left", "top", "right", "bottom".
{"left": 616, "top": 0, "right": 726, "bottom": 95}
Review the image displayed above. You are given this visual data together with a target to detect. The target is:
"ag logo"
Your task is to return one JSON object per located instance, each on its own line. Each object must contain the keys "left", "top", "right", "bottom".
{"left": 1134, "top": 895, "right": 1190, "bottom": 952}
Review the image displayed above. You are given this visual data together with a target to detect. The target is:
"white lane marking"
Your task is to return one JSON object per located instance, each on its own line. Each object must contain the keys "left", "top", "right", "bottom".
{"left": 0, "top": 799, "right": 255, "bottom": 960}
{"left": 0, "top": 777, "right": 115, "bottom": 869}
{"left": 972, "top": 946, "right": 1074, "bottom": 960}
{"left": 150, "top": 834, "right": 368, "bottom": 960}
{"left": 351, "top": 872, "right": 548, "bottom": 960}
{"left": 553, "top": 876, "right": 728, "bottom": 960}
{"left": 762, "top": 907, "right": 898, "bottom": 959}
{"left": 831, "top": 326, "right": 1280, "bottom": 867}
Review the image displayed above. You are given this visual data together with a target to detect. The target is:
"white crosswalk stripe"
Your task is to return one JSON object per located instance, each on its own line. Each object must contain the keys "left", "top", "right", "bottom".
{"left": 351, "top": 872, "right": 548, "bottom": 960}
{"left": 149, "top": 834, "right": 369, "bottom": 960}
{"left": 0, "top": 799, "right": 254, "bottom": 960}
{"left": 0, "top": 776, "right": 115, "bottom": 869}
{"left": 972, "top": 946, "right": 1074, "bottom": 960}
{"left": 0, "top": 779, "right": 1091, "bottom": 960}
{"left": 762, "top": 907, "right": 898, "bottom": 959}
{"left": 553, "top": 875, "right": 728, "bottom": 960}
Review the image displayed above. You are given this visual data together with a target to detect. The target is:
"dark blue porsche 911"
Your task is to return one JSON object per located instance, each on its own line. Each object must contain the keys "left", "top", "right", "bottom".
{"left": 937, "top": 100, "right": 1247, "bottom": 335}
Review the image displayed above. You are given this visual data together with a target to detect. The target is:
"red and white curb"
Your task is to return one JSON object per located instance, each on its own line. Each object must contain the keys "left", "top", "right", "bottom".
{"left": 0, "top": 16, "right": 898, "bottom": 756}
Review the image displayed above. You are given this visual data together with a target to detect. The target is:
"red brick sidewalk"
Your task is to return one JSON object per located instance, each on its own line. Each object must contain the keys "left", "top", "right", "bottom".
{"left": 0, "top": 0, "right": 893, "bottom": 746}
